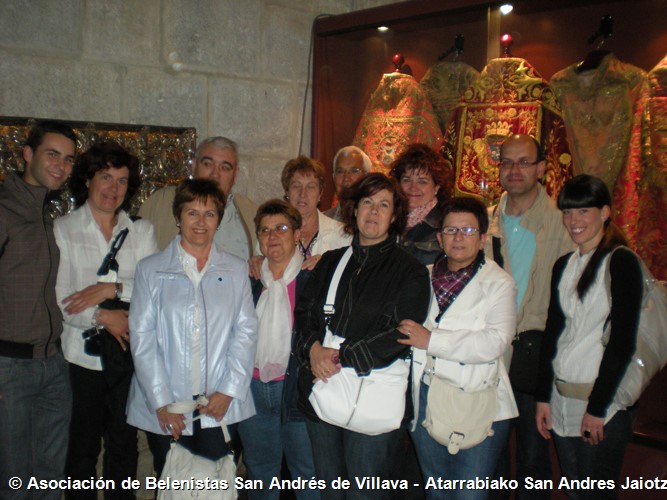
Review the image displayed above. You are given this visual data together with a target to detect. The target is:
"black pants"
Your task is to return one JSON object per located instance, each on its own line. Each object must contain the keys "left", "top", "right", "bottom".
{"left": 66, "top": 363, "right": 137, "bottom": 500}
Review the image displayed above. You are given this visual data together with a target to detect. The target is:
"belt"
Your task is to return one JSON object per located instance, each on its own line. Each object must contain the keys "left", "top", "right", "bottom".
{"left": 555, "top": 379, "right": 594, "bottom": 401}
{"left": 0, "top": 339, "right": 61, "bottom": 359}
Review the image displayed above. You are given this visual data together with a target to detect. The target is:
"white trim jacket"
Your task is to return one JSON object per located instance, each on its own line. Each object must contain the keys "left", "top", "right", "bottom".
{"left": 411, "top": 259, "right": 519, "bottom": 430}
{"left": 126, "top": 237, "right": 258, "bottom": 435}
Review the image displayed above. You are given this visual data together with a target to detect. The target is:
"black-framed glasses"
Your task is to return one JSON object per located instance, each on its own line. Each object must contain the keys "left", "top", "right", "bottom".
{"left": 258, "top": 224, "right": 290, "bottom": 237}
{"left": 499, "top": 159, "right": 539, "bottom": 170}
{"left": 441, "top": 226, "right": 480, "bottom": 236}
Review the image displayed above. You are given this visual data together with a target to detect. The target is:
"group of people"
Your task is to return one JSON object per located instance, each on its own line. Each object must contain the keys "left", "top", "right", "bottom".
{"left": 0, "top": 120, "right": 646, "bottom": 500}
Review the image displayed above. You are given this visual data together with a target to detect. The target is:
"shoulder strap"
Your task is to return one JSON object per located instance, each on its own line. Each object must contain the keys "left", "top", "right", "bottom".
{"left": 492, "top": 237, "right": 504, "bottom": 268}
{"left": 96, "top": 228, "right": 130, "bottom": 276}
{"left": 601, "top": 246, "right": 648, "bottom": 347}
{"left": 601, "top": 247, "right": 618, "bottom": 346}
{"left": 490, "top": 204, "right": 504, "bottom": 268}
{"left": 323, "top": 247, "right": 353, "bottom": 318}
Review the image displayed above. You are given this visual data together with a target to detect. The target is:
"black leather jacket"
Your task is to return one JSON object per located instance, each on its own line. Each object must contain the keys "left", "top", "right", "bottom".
{"left": 294, "top": 233, "right": 430, "bottom": 419}
{"left": 400, "top": 204, "right": 442, "bottom": 266}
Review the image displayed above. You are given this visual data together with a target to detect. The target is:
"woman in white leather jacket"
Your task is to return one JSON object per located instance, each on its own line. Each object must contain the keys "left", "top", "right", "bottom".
{"left": 126, "top": 179, "right": 258, "bottom": 476}
{"left": 398, "top": 197, "right": 517, "bottom": 500}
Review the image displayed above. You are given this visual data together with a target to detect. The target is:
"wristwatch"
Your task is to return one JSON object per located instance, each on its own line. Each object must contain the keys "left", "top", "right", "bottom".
{"left": 114, "top": 282, "right": 122, "bottom": 300}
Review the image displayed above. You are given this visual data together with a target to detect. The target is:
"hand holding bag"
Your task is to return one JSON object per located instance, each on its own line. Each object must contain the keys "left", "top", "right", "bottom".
{"left": 309, "top": 329, "right": 410, "bottom": 435}
{"left": 158, "top": 422, "right": 237, "bottom": 500}
{"left": 307, "top": 248, "right": 410, "bottom": 435}
{"left": 81, "top": 228, "right": 134, "bottom": 375}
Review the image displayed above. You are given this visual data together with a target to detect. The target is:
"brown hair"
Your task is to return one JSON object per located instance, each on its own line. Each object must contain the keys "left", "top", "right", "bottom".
{"left": 390, "top": 143, "right": 453, "bottom": 205}
{"left": 280, "top": 156, "right": 326, "bottom": 193}
{"left": 70, "top": 141, "right": 140, "bottom": 211}
{"left": 172, "top": 178, "right": 226, "bottom": 226}
{"left": 341, "top": 173, "right": 407, "bottom": 236}
{"left": 440, "top": 196, "right": 490, "bottom": 234}
{"left": 254, "top": 198, "right": 303, "bottom": 233}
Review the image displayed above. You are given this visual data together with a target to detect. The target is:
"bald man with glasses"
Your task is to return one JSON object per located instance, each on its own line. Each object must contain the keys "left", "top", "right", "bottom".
{"left": 486, "top": 134, "right": 573, "bottom": 499}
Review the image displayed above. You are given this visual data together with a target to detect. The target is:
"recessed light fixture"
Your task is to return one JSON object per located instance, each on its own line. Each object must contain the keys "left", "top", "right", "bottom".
{"left": 500, "top": 4, "right": 513, "bottom": 15}
{"left": 377, "top": 26, "right": 389, "bottom": 32}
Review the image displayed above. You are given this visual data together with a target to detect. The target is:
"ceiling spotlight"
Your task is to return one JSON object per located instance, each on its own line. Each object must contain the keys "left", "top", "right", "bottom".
{"left": 377, "top": 26, "right": 389, "bottom": 32}
{"left": 500, "top": 4, "right": 513, "bottom": 15}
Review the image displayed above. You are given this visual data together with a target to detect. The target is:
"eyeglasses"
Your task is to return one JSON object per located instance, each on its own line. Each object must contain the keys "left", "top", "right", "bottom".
{"left": 499, "top": 159, "right": 539, "bottom": 170}
{"left": 334, "top": 168, "right": 363, "bottom": 177}
{"left": 258, "top": 224, "right": 290, "bottom": 237}
{"left": 441, "top": 226, "right": 480, "bottom": 236}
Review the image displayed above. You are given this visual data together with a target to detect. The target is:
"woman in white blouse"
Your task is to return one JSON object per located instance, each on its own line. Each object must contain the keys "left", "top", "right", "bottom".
{"left": 535, "top": 175, "right": 643, "bottom": 497}
{"left": 55, "top": 141, "right": 158, "bottom": 498}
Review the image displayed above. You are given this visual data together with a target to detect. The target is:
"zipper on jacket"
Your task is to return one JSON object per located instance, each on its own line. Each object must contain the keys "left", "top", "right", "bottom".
{"left": 42, "top": 205, "right": 54, "bottom": 359}
{"left": 338, "top": 246, "right": 369, "bottom": 336}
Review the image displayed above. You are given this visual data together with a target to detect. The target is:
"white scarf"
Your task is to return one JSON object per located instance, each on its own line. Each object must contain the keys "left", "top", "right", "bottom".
{"left": 255, "top": 250, "right": 304, "bottom": 382}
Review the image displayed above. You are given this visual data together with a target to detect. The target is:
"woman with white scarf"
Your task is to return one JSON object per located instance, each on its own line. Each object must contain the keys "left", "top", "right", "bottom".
{"left": 238, "top": 199, "right": 320, "bottom": 500}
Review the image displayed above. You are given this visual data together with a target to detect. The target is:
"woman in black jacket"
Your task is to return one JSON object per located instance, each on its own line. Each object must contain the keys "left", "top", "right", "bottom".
{"left": 295, "top": 173, "right": 431, "bottom": 500}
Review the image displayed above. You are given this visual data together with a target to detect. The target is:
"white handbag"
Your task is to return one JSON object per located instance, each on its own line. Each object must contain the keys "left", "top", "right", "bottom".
{"left": 158, "top": 413, "right": 237, "bottom": 500}
{"left": 310, "top": 329, "right": 410, "bottom": 435}
{"left": 422, "top": 377, "right": 497, "bottom": 455}
{"left": 308, "top": 247, "right": 410, "bottom": 436}
{"left": 603, "top": 247, "right": 667, "bottom": 408}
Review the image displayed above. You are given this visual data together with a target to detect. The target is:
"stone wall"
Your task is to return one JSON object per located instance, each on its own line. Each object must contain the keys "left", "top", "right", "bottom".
{"left": 0, "top": 0, "right": 402, "bottom": 203}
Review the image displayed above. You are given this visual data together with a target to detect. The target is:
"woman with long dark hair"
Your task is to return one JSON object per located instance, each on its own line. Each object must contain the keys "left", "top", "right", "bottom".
{"left": 535, "top": 175, "right": 643, "bottom": 498}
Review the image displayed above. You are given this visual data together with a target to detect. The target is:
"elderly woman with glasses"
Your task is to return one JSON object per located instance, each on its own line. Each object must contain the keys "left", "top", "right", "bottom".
{"left": 398, "top": 197, "right": 517, "bottom": 500}
{"left": 237, "top": 199, "right": 319, "bottom": 500}
{"left": 250, "top": 156, "right": 351, "bottom": 279}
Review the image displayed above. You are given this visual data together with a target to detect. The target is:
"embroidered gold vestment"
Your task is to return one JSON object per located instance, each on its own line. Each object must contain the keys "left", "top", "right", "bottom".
{"left": 551, "top": 53, "right": 649, "bottom": 249}
{"left": 353, "top": 72, "right": 442, "bottom": 176}
{"left": 441, "top": 57, "right": 572, "bottom": 204}
{"left": 638, "top": 54, "right": 667, "bottom": 279}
